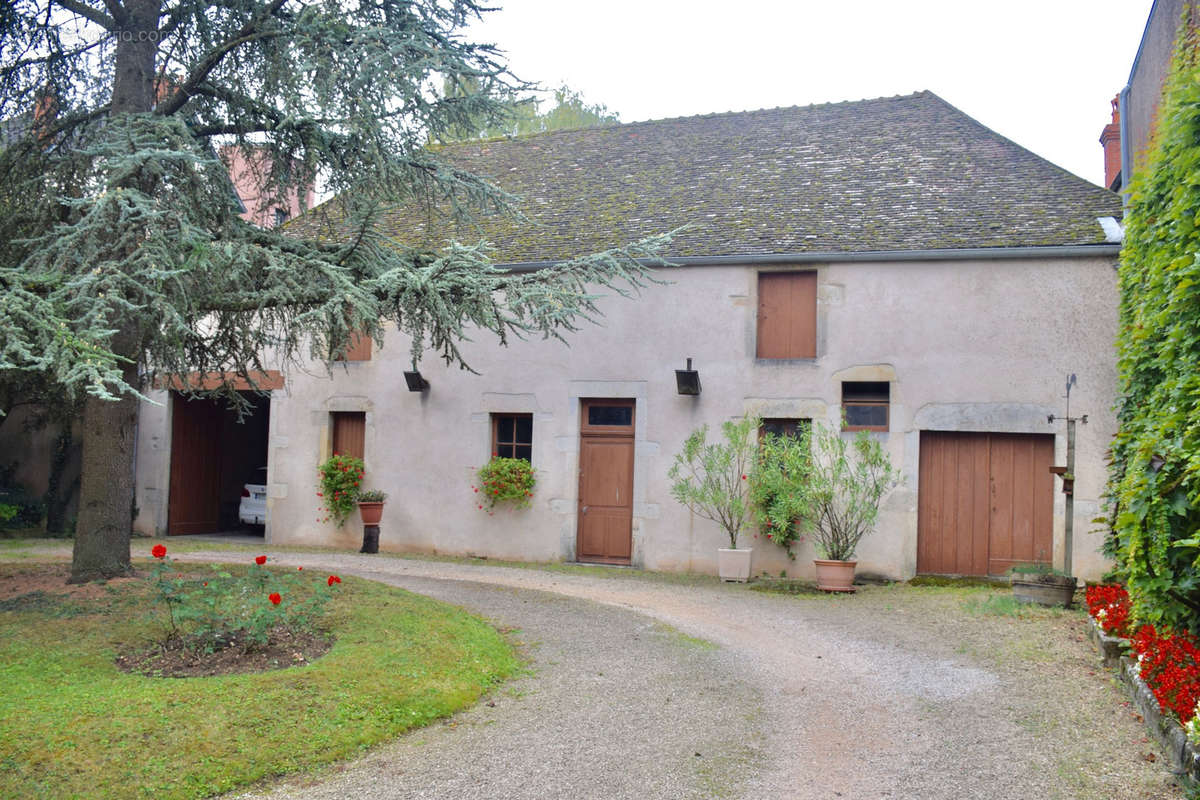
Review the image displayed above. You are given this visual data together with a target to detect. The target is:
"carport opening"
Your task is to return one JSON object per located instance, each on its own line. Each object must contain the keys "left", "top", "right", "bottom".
{"left": 167, "top": 392, "right": 270, "bottom": 536}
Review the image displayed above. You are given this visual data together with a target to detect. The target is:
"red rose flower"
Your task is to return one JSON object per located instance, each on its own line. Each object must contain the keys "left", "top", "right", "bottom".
{"left": 297, "top": 566, "right": 303, "bottom": 571}
{"left": 268, "top": 592, "right": 281, "bottom": 605}
{"left": 151, "top": 544, "right": 167, "bottom": 559}
{"left": 327, "top": 575, "right": 341, "bottom": 586}
{"left": 255, "top": 555, "right": 267, "bottom": 565}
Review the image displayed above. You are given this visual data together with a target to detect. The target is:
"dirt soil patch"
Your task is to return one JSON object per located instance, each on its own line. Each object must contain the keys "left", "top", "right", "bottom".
{"left": 0, "top": 561, "right": 140, "bottom": 601}
{"left": 1, "top": 561, "right": 333, "bottom": 678}
{"left": 115, "top": 625, "right": 333, "bottom": 678}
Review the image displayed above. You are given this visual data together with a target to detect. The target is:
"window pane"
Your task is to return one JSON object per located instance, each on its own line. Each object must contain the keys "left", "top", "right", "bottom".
{"left": 497, "top": 416, "right": 514, "bottom": 442}
{"left": 761, "top": 418, "right": 809, "bottom": 440}
{"left": 844, "top": 403, "right": 888, "bottom": 429}
{"left": 842, "top": 381, "right": 889, "bottom": 402}
{"left": 497, "top": 443, "right": 514, "bottom": 458}
{"left": 588, "top": 405, "right": 633, "bottom": 426}
{"left": 515, "top": 416, "right": 533, "bottom": 444}
{"left": 514, "top": 445, "right": 532, "bottom": 462}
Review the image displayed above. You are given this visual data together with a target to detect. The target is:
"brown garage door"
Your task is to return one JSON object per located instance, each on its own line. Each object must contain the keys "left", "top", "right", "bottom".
{"left": 917, "top": 431, "right": 1055, "bottom": 576}
{"left": 167, "top": 395, "right": 223, "bottom": 535}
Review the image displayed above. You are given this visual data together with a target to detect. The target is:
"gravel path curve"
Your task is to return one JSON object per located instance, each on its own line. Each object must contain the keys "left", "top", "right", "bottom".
{"left": 150, "top": 549, "right": 1181, "bottom": 799}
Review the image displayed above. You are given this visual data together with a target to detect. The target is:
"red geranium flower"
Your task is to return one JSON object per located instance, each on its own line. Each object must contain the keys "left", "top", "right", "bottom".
{"left": 255, "top": 555, "right": 267, "bottom": 565}
{"left": 151, "top": 544, "right": 167, "bottom": 559}
{"left": 327, "top": 575, "right": 342, "bottom": 586}
{"left": 269, "top": 592, "right": 282, "bottom": 605}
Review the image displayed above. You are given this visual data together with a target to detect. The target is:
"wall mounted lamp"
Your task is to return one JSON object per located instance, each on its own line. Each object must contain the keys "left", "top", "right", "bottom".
{"left": 403, "top": 370, "right": 429, "bottom": 392}
{"left": 675, "top": 358, "right": 701, "bottom": 396}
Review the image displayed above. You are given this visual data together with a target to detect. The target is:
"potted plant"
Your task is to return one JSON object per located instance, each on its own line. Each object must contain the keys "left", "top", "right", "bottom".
{"left": 1010, "top": 562, "right": 1076, "bottom": 607}
{"left": 357, "top": 489, "right": 388, "bottom": 525}
{"left": 749, "top": 429, "right": 811, "bottom": 560}
{"left": 799, "top": 424, "right": 900, "bottom": 592}
{"left": 669, "top": 414, "right": 760, "bottom": 582}
{"left": 316, "top": 454, "right": 365, "bottom": 527}
{"left": 473, "top": 457, "right": 536, "bottom": 511}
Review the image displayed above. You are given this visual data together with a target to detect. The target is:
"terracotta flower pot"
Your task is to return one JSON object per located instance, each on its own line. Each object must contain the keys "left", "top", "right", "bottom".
{"left": 358, "top": 501, "right": 385, "bottom": 526}
{"left": 814, "top": 559, "right": 857, "bottom": 593}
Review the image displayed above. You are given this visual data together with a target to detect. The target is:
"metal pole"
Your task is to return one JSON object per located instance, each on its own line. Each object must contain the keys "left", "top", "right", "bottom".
{"left": 1065, "top": 417, "right": 1075, "bottom": 578}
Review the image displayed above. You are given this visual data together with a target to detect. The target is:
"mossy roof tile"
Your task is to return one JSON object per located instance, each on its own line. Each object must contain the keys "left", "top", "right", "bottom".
{"left": 311, "top": 92, "right": 1122, "bottom": 262}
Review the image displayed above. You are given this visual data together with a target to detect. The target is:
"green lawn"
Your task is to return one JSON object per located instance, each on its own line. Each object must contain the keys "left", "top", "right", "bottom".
{"left": 0, "top": 563, "right": 517, "bottom": 799}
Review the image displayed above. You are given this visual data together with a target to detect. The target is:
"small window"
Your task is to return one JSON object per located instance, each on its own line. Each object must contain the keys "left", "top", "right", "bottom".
{"left": 760, "top": 418, "right": 810, "bottom": 441}
{"left": 331, "top": 411, "right": 366, "bottom": 460}
{"left": 756, "top": 271, "right": 817, "bottom": 359}
{"left": 492, "top": 413, "right": 532, "bottom": 462}
{"left": 273, "top": 208, "right": 289, "bottom": 227}
{"left": 842, "top": 382, "right": 889, "bottom": 432}
{"left": 587, "top": 405, "right": 633, "bottom": 427}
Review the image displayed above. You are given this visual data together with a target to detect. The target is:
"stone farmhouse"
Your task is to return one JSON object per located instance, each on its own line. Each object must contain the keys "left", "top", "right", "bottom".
{"left": 131, "top": 91, "right": 1123, "bottom": 581}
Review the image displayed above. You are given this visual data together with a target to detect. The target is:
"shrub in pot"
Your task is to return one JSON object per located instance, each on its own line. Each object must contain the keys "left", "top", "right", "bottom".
{"left": 357, "top": 489, "right": 388, "bottom": 525}
{"left": 669, "top": 414, "right": 760, "bottom": 582}
{"left": 749, "top": 428, "right": 811, "bottom": 561}
{"left": 797, "top": 424, "right": 900, "bottom": 592}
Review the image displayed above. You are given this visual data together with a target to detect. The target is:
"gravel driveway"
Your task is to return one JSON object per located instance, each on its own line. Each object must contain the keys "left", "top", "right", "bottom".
{"left": 154, "top": 549, "right": 1179, "bottom": 799}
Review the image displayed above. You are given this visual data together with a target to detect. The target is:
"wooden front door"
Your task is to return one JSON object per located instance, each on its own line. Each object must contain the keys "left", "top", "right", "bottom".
{"left": 577, "top": 399, "right": 635, "bottom": 564}
{"left": 917, "top": 431, "right": 1055, "bottom": 576}
{"left": 167, "top": 395, "right": 223, "bottom": 535}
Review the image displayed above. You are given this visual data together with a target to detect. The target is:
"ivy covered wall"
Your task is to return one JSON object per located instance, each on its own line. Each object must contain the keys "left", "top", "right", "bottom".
{"left": 1108, "top": 20, "right": 1200, "bottom": 631}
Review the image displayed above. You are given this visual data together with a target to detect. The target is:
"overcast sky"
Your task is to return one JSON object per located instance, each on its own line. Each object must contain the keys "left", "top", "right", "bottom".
{"left": 466, "top": 1, "right": 1154, "bottom": 187}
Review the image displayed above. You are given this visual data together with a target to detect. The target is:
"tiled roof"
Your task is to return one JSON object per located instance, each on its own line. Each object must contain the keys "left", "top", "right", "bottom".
{"left": 317, "top": 92, "right": 1122, "bottom": 262}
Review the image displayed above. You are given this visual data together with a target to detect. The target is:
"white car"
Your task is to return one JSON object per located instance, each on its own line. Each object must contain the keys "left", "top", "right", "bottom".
{"left": 238, "top": 467, "right": 268, "bottom": 527}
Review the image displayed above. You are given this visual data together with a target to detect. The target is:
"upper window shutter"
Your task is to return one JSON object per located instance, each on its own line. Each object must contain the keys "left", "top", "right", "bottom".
{"left": 333, "top": 332, "right": 372, "bottom": 362}
{"left": 756, "top": 272, "right": 816, "bottom": 359}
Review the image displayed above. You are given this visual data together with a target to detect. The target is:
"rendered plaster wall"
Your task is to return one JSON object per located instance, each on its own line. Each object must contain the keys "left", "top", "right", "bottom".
{"left": 1126, "top": 0, "right": 1199, "bottom": 179}
{"left": 135, "top": 255, "right": 1120, "bottom": 581}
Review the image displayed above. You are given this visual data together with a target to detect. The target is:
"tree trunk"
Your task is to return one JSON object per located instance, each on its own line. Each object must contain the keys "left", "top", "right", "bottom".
{"left": 70, "top": 385, "right": 139, "bottom": 581}
{"left": 68, "top": 0, "right": 160, "bottom": 582}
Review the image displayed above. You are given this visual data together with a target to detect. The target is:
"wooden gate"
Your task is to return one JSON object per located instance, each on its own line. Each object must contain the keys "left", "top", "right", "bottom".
{"left": 167, "top": 395, "right": 223, "bottom": 535}
{"left": 576, "top": 399, "right": 635, "bottom": 564}
{"left": 917, "top": 431, "right": 1055, "bottom": 576}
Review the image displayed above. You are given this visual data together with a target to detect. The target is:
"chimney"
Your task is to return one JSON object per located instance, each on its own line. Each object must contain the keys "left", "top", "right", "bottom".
{"left": 1100, "top": 95, "right": 1122, "bottom": 190}
{"left": 31, "top": 86, "right": 58, "bottom": 143}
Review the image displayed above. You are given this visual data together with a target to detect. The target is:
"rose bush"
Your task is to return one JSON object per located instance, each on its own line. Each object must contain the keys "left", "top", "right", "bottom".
{"left": 147, "top": 547, "right": 341, "bottom": 654}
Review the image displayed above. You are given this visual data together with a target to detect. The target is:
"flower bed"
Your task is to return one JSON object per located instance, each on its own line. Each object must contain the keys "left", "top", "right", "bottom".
{"left": 1085, "top": 583, "right": 1200, "bottom": 786}
{"left": 1085, "top": 583, "right": 1132, "bottom": 637}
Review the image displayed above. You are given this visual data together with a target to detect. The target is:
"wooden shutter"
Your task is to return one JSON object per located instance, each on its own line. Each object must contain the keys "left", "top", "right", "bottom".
{"left": 331, "top": 412, "right": 366, "bottom": 460}
{"left": 344, "top": 333, "right": 372, "bottom": 361}
{"left": 332, "top": 332, "right": 372, "bottom": 362}
{"left": 756, "top": 271, "right": 817, "bottom": 358}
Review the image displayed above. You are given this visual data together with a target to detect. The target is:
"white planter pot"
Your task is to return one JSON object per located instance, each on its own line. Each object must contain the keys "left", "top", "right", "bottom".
{"left": 717, "top": 548, "right": 753, "bottom": 583}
